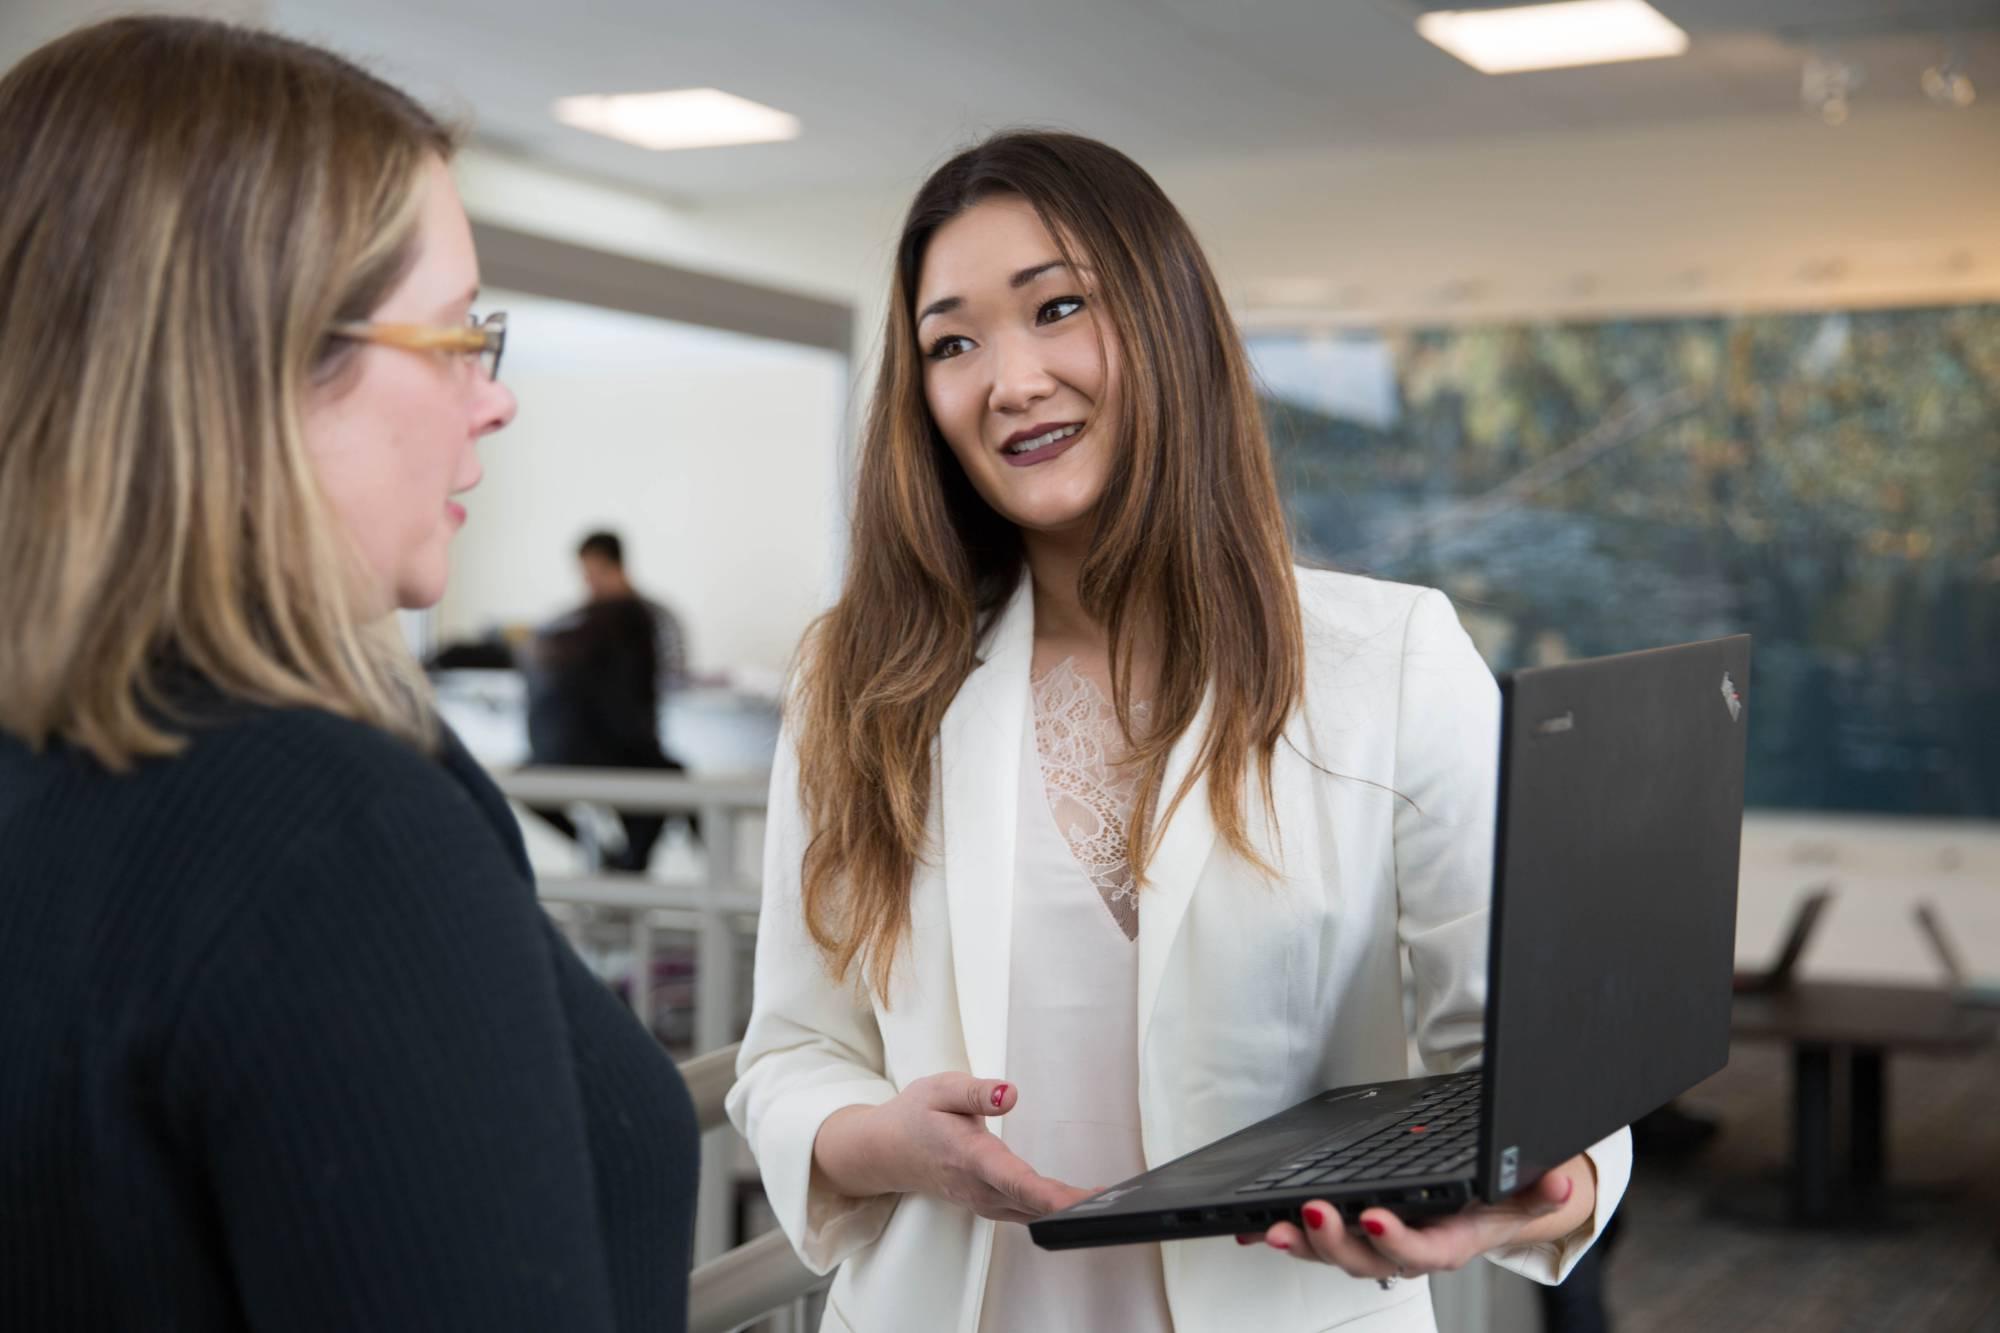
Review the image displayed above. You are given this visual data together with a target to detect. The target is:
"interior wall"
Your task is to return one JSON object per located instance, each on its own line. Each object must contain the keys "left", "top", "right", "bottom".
{"left": 437, "top": 290, "right": 847, "bottom": 686}
{"left": 1737, "top": 816, "right": 2000, "bottom": 987}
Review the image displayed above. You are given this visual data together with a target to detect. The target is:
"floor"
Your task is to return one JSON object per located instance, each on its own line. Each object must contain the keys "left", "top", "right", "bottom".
{"left": 1601, "top": 1039, "right": 2000, "bottom": 1333}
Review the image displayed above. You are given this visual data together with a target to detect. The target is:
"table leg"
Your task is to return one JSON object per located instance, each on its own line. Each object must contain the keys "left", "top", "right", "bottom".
{"left": 1791, "top": 1043, "right": 1835, "bottom": 1223}
{"left": 1850, "top": 1046, "right": 1886, "bottom": 1210}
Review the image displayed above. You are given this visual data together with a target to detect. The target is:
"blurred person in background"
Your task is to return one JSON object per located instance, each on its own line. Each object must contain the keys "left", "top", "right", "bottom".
{"left": 579, "top": 529, "right": 691, "bottom": 692}
{"left": 729, "top": 130, "right": 1629, "bottom": 1333}
{"left": 523, "top": 530, "right": 695, "bottom": 870}
{"left": 0, "top": 18, "right": 695, "bottom": 1330}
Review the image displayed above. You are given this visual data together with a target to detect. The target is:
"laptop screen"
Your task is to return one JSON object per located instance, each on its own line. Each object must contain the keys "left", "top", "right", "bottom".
{"left": 1478, "top": 635, "right": 1750, "bottom": 1200}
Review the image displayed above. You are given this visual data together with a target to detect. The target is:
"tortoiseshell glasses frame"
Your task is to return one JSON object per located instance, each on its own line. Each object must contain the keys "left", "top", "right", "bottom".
{"left": 329, "top": 310, "right": 507, "bottom": 381}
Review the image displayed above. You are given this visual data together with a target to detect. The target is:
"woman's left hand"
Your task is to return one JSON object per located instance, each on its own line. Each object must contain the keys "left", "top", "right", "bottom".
{"left": 1241, "top": 1154, "right": 1594, "bottom": 1280}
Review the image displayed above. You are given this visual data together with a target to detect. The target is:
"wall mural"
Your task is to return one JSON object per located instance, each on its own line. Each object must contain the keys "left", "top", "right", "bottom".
{"left": 1247, "top": 304, "right": 2000, "bottom": 816}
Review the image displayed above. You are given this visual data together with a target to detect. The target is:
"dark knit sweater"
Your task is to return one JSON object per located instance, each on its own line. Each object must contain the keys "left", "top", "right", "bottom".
{"left": 0, "top": 703, "right": 698, "bottom": 1330}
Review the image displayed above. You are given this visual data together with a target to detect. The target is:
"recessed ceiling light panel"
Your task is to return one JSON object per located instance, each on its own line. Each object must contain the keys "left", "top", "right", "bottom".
{"left": 1417, "top": 0, "right": 1690, "bottom": 75}
{"left": 552, "top": 88, "right": 801, "bottom": 151}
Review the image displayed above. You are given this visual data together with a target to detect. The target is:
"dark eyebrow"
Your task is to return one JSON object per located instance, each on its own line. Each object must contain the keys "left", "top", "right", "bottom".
{"left": 1010, "top": 260, "right": 1067, "bottom": 288}
{"left": 915, "top": 260, "right": 1072, "bottom": 327}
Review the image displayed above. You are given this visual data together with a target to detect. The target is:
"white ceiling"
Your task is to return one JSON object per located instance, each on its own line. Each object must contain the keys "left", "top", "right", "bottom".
{"left": 267, "top": 0, "right": 1999, "bottom": 204}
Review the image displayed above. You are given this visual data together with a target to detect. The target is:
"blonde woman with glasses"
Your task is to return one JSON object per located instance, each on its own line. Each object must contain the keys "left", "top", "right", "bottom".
{"left": 0, "top": 18, "right": 696, "bottom": 1330}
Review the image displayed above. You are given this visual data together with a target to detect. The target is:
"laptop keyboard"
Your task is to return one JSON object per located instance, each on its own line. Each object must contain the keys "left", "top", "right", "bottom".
{"left": 1236, "top": 1073, "right": 1483, "bottom": 1194}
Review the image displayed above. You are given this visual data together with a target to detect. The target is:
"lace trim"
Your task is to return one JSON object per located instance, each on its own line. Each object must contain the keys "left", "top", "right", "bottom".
{"left": 1030, "top": 658, "right": 1148, "bottom": 941}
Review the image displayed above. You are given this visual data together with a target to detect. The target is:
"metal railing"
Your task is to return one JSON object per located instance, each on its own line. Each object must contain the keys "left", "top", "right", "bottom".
{"left": 490, "top": 766, "right": 829, "bottom": 1332}
{"left": 678, "top": 1045, "right": 830, "bottom": 1333}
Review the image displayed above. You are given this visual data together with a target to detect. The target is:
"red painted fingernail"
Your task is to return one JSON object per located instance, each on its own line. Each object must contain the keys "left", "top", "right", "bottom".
{"left": 1236, "top": 1234, "right": 1257, "bottom": 1245}
{"left": 1303, "top": 1205, "right": 1327, "bottom": 1231}
{"left": 992, "top": 1084, "right": 1009, "bottom": 1108}
{"left": 1363, "top": 1218, "right": 1386, "bottom": 1237}
{"left": 1270, "top": 1239, "right": 1291, "bottom": 1251}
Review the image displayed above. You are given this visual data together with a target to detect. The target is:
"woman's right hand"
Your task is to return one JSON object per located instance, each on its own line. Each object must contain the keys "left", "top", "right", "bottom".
{"left": 812, "top": 1074, "right": 1094, "bottom": 1224}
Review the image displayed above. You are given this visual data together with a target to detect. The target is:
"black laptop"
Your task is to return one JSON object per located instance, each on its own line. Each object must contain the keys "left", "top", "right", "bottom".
{"left": 1030, "top": 635, "right": 1751, "bottom": 1250}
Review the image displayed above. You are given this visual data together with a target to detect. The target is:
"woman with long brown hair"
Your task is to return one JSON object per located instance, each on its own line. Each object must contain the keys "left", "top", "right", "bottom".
{"left": 730, "top": 131, "right": 1630, "bottom": 1331}
{"left": 0, "top": 18, "right": 695, "bottom": 1329}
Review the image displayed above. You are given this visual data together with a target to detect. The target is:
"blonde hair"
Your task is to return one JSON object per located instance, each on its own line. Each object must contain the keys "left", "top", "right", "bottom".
{"left": 0, "top": 16, "right": 460, "bottom": 768}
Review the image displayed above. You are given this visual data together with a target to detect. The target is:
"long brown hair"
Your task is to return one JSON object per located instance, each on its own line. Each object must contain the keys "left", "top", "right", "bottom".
{"left": 797, "top": 131, "right": 1304, "bottom": 999}
{"left": 0, "top": 17, "right": 457, "bottom": 768}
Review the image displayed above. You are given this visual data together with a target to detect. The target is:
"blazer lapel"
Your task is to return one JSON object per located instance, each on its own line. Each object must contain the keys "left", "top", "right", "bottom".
{"left": 938, "top": 578, "right": 1034, "bottom": 1080}
{"left": 1137, "top": 687, "right": 1219, "bottom": 1051}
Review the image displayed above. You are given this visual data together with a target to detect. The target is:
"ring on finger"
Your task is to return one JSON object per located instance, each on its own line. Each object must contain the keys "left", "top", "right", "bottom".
{"left": 1376, "top": 1264, "right": 1407, "bottom": 1292}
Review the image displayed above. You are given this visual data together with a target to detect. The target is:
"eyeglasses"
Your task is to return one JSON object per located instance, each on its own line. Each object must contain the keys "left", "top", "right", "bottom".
{"left": 329, "top": 310, "right": 507, "bottom": 381}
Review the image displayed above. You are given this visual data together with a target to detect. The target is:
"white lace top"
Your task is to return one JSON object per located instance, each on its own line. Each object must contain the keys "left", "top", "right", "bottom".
{"left": 1031, "top": 658, "right": 1150, "bottom": 939}
{"left": 977, "top": 659, "right": 1171, "bottom": 1333}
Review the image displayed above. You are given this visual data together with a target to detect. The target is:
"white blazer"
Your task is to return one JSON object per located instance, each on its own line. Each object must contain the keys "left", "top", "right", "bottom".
{"left": 728, "top": 570, "right": 1631, "bottom": 1333}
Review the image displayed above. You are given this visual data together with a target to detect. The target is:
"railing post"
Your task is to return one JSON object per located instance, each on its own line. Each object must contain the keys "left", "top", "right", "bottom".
{"left": 630, "top": 909, "right": 655, "bottom": 1036}
{"left": 695, "top": 800, "right": 740, "bottom": 1266}
{"left": 696, "top": 800, "right": 738, "bottom": 1055}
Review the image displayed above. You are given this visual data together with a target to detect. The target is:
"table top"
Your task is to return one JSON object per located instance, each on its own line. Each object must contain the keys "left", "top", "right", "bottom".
{"left": 1732, "top": 981, "right": 2000, "bottom": 1052}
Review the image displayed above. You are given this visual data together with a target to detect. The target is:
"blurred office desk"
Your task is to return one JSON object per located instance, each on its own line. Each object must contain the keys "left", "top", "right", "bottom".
{"left": 1724, "top": 983, "right": 1998, "bottom": 1228}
